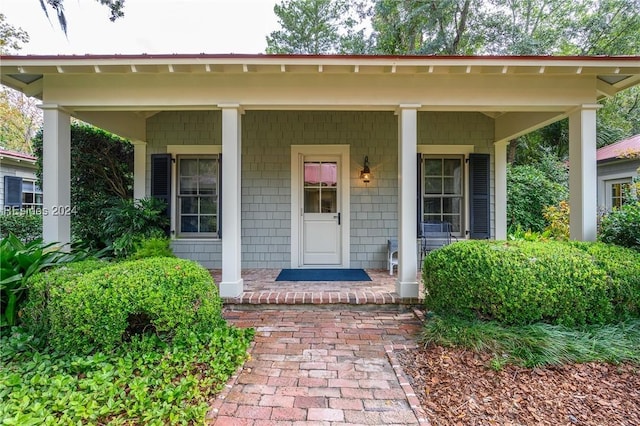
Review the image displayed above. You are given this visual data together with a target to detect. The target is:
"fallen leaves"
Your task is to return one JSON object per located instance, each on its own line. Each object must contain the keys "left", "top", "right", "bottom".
{"left": 396, "top": 346, "right": 640, "bottom": 425}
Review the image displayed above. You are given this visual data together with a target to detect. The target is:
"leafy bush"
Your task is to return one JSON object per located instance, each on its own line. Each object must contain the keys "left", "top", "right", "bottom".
{"left": 543, "top": 200, "right": 570, "bottom": 241}
{"left": 0, "top": 211, "right": 42, "bottom": 242}
{"left": 0, "top": 325, "right": 253, "bottom": 424}
{"left": 33, "top": 123, "right": 134, "bottom": 250}
{"left": 0, "top": 235, "right": 95, "bottom": 332}
{"left": 26, "top": 257, "right": 223, "bottom": 354}
{"left": 21, "top": 260, "right": 110, "bottom": 336}
{"left": 570, "top": 241, "right": 640, "bottom": 319}
{"left": 507, "top": 164, "right": 568, "bottom": 233}
{"left": 101, "top": 197, "right": 169, "bottom": 258}
{"left": 422, "top": 240, "right": 639, "bottom": 326}
{"left": 129, "top": 237, "right": 175, "bottom": 260}
{"left": 599, "top": 201, "right": 640, "bottom": 250}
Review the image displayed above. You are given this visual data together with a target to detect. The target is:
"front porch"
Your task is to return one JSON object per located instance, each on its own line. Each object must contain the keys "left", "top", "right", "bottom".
{"left": 212, "top": 269, "right": 424, "bottom": 306}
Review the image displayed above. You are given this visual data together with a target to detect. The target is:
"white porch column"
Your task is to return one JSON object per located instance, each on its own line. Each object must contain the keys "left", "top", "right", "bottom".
{"left": 569, "top": 104, "right": 600, "bottom": 241}
{"left": 397, "top": 105, "right": 420, "bottom": 298}
{"left": 219, "top": 105, "right": 243, "bottom": 297}
{"left": 40, "top": 105, "right": 71, "bottom": 246}
{"left": 132, "top": 140, "right": 147, "bottom": 200}
{"left": 494, "top": 140, "right": 509, "bottom": 240}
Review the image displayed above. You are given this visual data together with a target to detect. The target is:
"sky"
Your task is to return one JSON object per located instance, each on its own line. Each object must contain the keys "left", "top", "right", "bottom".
{"left": 1, "top": 0, "right": 281, "bottom": 55}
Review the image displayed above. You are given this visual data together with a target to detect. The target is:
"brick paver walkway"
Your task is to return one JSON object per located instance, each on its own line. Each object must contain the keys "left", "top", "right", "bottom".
{"left": 208, "top": 307, "right": 428, "bottom": 425}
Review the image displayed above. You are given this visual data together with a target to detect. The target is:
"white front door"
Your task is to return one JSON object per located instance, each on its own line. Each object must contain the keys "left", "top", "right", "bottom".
{"left": 302, "top": 158, "right": 341, "bottom": 265}
{"left": 291, "top": 145, "right": 350, "bottom": 268}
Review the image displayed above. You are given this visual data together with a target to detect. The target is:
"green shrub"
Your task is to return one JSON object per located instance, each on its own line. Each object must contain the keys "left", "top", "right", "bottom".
{"left": 422, "top": 240, "right": 639, "bottom": 326}
{"left": 129, "top": 237, "right": 174, "bottom": 260}
{"left": 0, "top": 235, "right": 96, "bottom": 332}
{"left": 507, "top": 165, "right": 568, "bottom": 233}
{"left": 570, "top": 241, "right": 640, "bottom": 319}
{"left": 101, "top": 197, "right": 169, "bottom": 258}
{"left": 0, "top": 211, "right": 42, "bottom": 242}
{"left": 26, "top": 257, "right": 222, "bottom": 354}
{"left": 599, "top": 201, "right": 640, "bottom": 250}
{"left": 22, "top": 259, "right": 110, "bottom": 336}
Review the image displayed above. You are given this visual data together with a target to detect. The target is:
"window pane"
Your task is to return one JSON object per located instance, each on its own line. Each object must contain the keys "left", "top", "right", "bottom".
{"left": 444, "top": 177, "right": 460, "bottom": 194}
{"left": 443, "top": 215, "right": 461, "bottom": 233}
{"left": 200, "top": 216, "right": 217, "bottom": 233}
{"left": 304, "top": 162, "right": 321, "bottom": 186}
{"left": 35, "top": 194, "right": 43, "bottom": 204}
{"left": 23, "top": 193, "right": 34, "bottom": 204}
{"left": 180, "top": 216, "right": 198, "bottom": 233}
{"left": 424, "top": 178, "right": 441, "bottom": 194}
{"left": 180, "top": 177, "right": 198, "bottom": 195}
{"left": 424, "top": 198, "right": 441, "bottom": 214}
{"left": 181, "top": 197, "right": 197, "bottom": 214}
{"left": 321, "top": 188, "right": 337, "bottom": 213}
{"left": 443, "top": 197, "right": 461, "bottom": 214}
{"left": 424, "top": 159, "right": 441, "bottom": 176}
{"left": 199, "top": 175, "right": 216, "bottom": 195}
{"left": 321, "top": 163, "right": 337, "bottom": 187}
{"left": 180, "top": 159, "right": 198, "bottom": 176}
{"left": 424, "top": 214, "right": 441, "bottom": 223}
{"left": 199, "top": 159, "right": 216, "bottom": 176}
{"left": 22, "top": 181, "right": 34, "bottom": 192}
{"left": 304, "top": 188, "right": 320, "bottom": 213}
{"left": 443, "top": 159, "right": 460, "bottom": 176}
{"left": 200, "top": 197, "right": 217, "bottom": 214}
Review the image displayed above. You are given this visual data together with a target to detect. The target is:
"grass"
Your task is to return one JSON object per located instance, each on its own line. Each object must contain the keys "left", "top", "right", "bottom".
{"left": 0, "top": 325, "right": 253, "bottom": 425}
{"left": 420, "top": 314, "right": 640, "bottom": 369}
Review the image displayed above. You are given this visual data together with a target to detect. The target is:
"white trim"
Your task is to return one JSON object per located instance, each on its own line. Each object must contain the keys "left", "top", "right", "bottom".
{"left": 167, "top": 145, "right": 221, "bottom": 155}
{"left": 418, "top": 145, "right": 475, "bottom": 155}
{"left": 598, "top": 174, "right": 635, "bottom": 211}
{"left": 165, "top": 145, "right": 223, "bottom": 240}
{"left": 290, "top": 144, "right": 350, "bottom": 268}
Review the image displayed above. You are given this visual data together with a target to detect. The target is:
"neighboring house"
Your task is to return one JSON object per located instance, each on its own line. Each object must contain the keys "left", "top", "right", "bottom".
{"left": 1, "top": 54, "right": 639, "bottom": 298}
{"left": 0, "top": 149, "right": 42, "bottom": 210}
{"left": 597, "top": 134, "right": 640, "bottom": 211}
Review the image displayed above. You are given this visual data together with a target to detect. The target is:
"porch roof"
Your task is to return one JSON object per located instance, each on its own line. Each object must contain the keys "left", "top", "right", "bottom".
{"left": 2, "top": 54, "right": 639, "bottom": 99}
{"left": 1, "top": 54, "right": 639, "bottom": 144}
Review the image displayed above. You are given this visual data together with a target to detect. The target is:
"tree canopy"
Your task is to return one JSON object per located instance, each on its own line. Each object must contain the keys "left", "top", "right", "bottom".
{"left": 38, "top": 0, "right": 125, "bottom": 34}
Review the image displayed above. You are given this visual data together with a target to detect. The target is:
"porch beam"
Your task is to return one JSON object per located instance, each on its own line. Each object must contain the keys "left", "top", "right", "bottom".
{"left": 396, "top": 105, "right": 420, "bottom": 298}
{"left": 40, "top": 104, "right": 71, "bottom": 246}
{"left": 219, "top": 105, "right": 243, "bottom": 297}
{"left": 569, "top": 104, "right": 600, "bottom": 241}
{"left": 495, "top": 111, "right": 565, "bottom": 144}
{"left": 494, "top": 140, "right": 509, "bottom": 240}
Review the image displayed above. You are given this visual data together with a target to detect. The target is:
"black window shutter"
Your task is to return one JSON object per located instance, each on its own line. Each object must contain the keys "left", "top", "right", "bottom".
{"left": 416, "top": 153, "right": 422, "bottom": 235}
{"left": 150, "top": 154, "right": 172, "bottom": 234}
{"left": 4, "top": 176, "right": 23, "bottom": 208}
{"left": 469, "top": 153, "right": 490, "bottom": 239}
{"left": 217, "top": 154, "right": 222, "bottom": 239}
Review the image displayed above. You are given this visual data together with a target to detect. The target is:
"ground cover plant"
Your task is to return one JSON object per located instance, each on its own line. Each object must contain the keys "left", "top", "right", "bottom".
{"left": 1, "top": 255, "right": 253, "bottom": 424}
{"left": 0, "top": 325, "right": 253, "bottom": 425}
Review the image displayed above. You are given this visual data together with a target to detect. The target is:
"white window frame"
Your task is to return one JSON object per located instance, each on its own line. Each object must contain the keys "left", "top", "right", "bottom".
{"left": 418, "top": 145, "right": 474, "bottom": 238}
{"left": 167, "top": 145, "right": 222, "bottom": 240}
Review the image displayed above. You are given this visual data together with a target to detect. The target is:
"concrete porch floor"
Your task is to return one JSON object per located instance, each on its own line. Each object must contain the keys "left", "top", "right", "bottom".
{"left": 211, "top": 269, "right": 424, "bottom": 306}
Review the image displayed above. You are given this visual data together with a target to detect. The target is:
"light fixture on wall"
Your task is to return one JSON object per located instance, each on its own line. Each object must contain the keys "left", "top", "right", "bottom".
{"left": 360, "top": 156, "right": 371, "bottom": 184}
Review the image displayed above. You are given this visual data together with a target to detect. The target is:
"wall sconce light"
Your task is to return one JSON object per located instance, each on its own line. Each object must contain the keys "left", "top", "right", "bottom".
{"left": 360, "top": 156, "right": 371, "bottom": 184}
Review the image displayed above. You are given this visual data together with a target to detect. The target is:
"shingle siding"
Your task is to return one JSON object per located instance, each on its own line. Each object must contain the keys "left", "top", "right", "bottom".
{"left": 146, "top": 110, "right": 494, "bottom": 269}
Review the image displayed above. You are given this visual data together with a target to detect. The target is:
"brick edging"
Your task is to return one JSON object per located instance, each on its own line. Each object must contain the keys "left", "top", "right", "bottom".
{"left": 206, "top": 341, "right": 255, "bottom": 421}
{"left": 385, "top": 344, "right": 432, "bottom": 425}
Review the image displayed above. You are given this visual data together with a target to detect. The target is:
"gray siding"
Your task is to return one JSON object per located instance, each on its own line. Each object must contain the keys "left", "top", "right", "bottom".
{"left": 146, "top": 110, "right": 495, "bottom": 269}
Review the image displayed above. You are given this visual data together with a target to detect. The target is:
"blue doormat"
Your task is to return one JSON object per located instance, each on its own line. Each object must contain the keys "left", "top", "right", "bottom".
{"left": 275, "top": 269, "right": 371, "bottom": 282}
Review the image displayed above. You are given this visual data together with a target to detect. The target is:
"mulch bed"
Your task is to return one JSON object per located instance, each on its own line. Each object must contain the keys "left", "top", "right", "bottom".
{"left": 396, "top": 346, "right": 640, "bottom": 426}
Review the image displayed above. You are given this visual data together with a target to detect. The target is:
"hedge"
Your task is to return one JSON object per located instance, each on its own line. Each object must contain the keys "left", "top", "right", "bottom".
{"left": 25, "top": 257, "right": 223, "bottom": 354}
{"left": 422, "top": 240, "right": 639, "bottom": 326}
